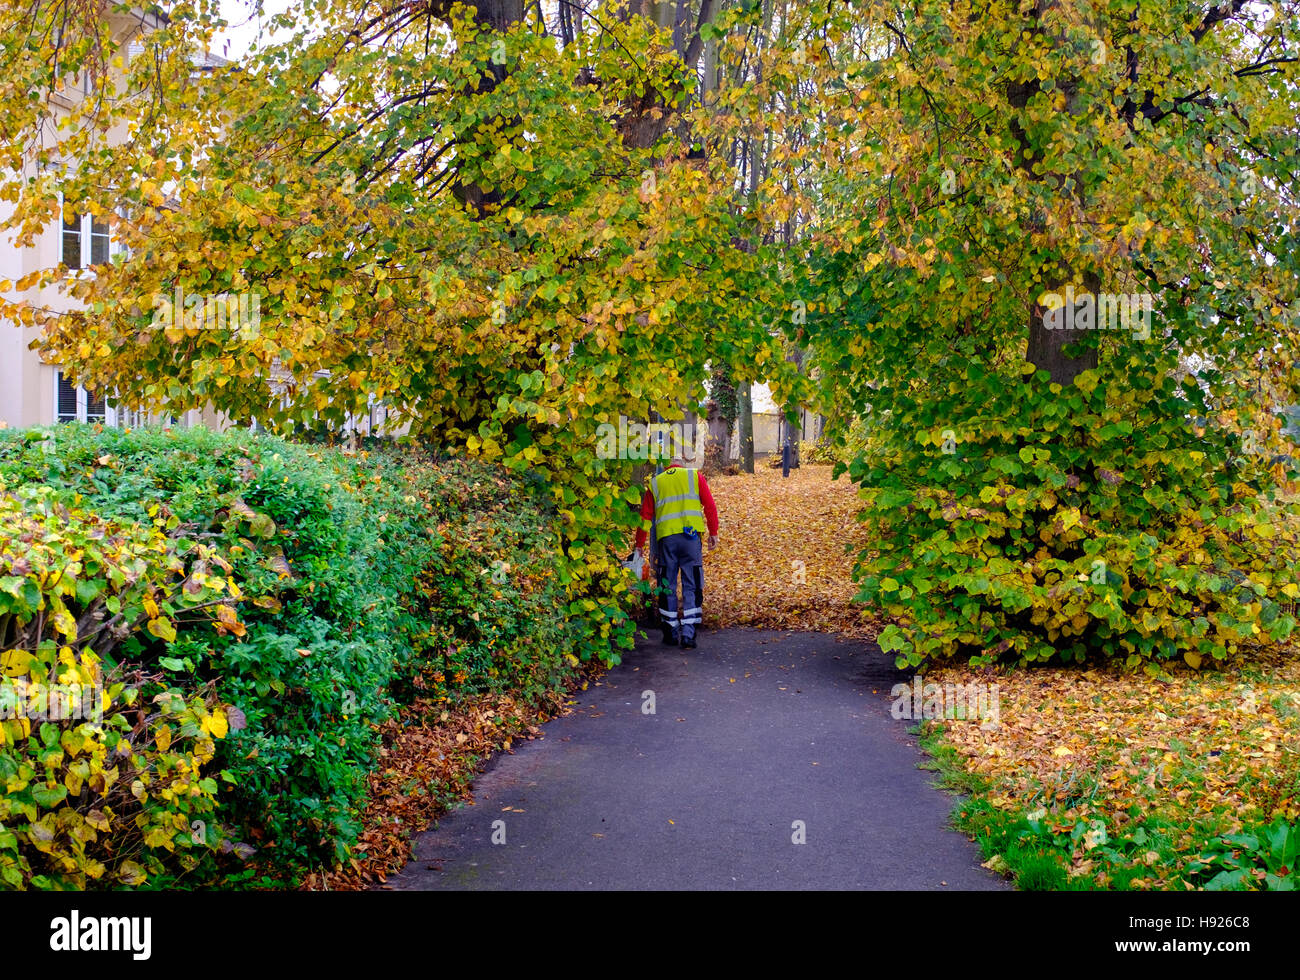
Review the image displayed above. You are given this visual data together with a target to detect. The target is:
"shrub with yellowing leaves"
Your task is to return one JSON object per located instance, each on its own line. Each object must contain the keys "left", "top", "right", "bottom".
{"left": 0, "top": 486, "right": 235, "bottom": 889}
{"left": 852, "top": 358, "right": 1300, "bottom": 670}
{"left": 0, "top": 425, "right": 589, "bottom": 884}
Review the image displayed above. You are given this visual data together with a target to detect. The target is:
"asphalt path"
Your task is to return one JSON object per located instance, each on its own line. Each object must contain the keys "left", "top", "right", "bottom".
{"left": 384, "top": 628, "right": 1007, "bottom": 890}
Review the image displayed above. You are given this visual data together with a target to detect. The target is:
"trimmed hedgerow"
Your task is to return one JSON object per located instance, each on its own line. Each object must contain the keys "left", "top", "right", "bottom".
{"left": 850, "top": 359, "right": 1300, "bottom": 670}
{"left": 0, "top": 485, "right": 234, "bottom": 889}
{"left": 0, "top": 425, "right": 581, "bottom": 887}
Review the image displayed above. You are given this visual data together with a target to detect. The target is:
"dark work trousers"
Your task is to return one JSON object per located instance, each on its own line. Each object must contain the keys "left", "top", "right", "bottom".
{"left": 657, "top": 531, "right": 704, "bottom": 642}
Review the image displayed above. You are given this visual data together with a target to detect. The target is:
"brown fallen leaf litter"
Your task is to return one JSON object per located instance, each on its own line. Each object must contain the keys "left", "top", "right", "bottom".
{"left": 703, "top": 463, "right": 879, "bottom": 638}
{"left": 301, "top": 680, "right": 592, "bottom": 891}
{"left": 931, "top": 655, "right": 1300, "bottom": 886}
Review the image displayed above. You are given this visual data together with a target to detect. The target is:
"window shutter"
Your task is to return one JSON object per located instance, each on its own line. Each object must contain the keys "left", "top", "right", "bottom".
{"left": 84, "top": 386, "right": 106, "bottom": 422}
{"left": 57, "top": 372, "right": 78, "bottom": 422}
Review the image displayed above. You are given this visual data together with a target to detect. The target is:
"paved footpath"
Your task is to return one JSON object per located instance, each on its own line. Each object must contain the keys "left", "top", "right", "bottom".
{"left": 384, "top": 628, "right": 1007, "bottom": 890}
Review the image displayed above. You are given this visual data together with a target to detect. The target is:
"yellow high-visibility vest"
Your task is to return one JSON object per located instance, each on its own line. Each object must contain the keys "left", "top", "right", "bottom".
{"left": 651, "top": 466, "right": 704, "bottom": 538}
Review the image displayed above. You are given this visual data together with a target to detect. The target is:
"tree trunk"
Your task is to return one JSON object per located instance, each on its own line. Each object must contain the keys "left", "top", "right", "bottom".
{"left": 738, "top": 384, "right": 755, "bottom": 474}
{"left": 617, "top": 0, "right": 717, "bottom": 150}
{"left": 474, "top": 0, "right": 523, "bottom": 33}
{"left": 704, "top": 398, "right": 730, "bottom": 467}
{"left": 431, "top": 0, "right": 525, "bottom": 215}
{"left": 785, "top": 347, "right": 804, "bottom": 466}
{"left": 1024, "top": 269, "right": 1101, "bottom": 385}
{"left": 1009, "top": 1, "right": 1099, "bottom": 388}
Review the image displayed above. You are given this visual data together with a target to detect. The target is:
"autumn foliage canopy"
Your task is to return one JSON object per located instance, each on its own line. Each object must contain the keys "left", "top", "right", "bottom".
{"left": 3, "top": 0, "right": 1299, "bottom": 669}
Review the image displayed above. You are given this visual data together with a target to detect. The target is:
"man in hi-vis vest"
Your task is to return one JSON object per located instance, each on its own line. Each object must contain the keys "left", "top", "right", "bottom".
{"left": 633, "top": 456, "right": 719, "bottom": 649}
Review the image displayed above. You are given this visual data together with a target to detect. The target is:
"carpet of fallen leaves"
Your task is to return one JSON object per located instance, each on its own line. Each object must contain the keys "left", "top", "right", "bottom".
{"left": 301, "top": 684, "right": 584, "bottom": 891}
{"left": 928, "top": 652, "right": 1300, "bottom": 886}
{"left": 703, "top": 463, "right": 880, "bottom": 637}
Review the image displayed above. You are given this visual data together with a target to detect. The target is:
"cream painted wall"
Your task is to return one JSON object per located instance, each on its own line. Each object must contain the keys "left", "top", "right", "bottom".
{"left": 0, "top": 13, "right": 237, "bottom": 434}
{"left": 0, "top": 175, "right": 67, "bottom": 429}
{"left": 2, "top": 18, "right": 129, "bottom": 430}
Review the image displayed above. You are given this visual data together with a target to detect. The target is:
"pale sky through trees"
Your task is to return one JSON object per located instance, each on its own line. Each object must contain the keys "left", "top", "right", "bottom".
{"left": 213, "top": 0, "right": 292, "bottom": 60}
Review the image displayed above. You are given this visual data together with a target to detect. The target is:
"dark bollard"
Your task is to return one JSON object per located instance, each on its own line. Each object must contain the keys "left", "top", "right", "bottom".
{"left": 782, "top": 439, "right": 791, "bottom": 477}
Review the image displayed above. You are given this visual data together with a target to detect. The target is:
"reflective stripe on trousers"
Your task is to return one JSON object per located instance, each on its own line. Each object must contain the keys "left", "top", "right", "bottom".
{"left": 658, "top": 531, "right": 703, "bottom": 641}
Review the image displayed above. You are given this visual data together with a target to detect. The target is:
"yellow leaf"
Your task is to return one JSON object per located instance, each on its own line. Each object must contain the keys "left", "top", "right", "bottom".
{"left": 117, "top": 861, "right": 147, "bottom": 886}
{"left": 147, "top": 617, "right": 177, "bottom": 643}
{"left": 1, "top": 649, "right": 34, "bottom": 677}
{"left": 203, "top": 712, "right": 229, "bottom": 739}
{"left": 52, "top": 606, "right": 77, "bottom": 640}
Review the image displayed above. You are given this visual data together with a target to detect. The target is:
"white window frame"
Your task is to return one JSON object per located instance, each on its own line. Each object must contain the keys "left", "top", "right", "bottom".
{"left": 58, "top": 192, "right": 125, "bottom": 272}
{"left": 114, "top": 405, "right": 149, "bottom": 430}
{"left": 53, "top": 371, "right": 179, "bottom": 429}
{"left": 54, "top": 370, "right": 111, "bottom": 425}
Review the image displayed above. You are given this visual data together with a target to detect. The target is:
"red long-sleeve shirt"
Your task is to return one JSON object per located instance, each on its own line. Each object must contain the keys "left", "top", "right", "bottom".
{"left": 634, "top": 464, "right": 719, "bottom": 549}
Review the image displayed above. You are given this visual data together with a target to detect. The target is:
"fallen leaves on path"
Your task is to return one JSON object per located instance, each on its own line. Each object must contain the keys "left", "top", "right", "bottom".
{"left": 300, "top": 684, "right": 581, "bottom": 891}
{"left": 701, "top": 464, "right": 880, "bottom": 638}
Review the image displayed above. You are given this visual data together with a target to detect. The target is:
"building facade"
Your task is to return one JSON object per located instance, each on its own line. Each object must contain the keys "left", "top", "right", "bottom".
{"left": 0, "top": 10, "right": 224, "bottom": 433}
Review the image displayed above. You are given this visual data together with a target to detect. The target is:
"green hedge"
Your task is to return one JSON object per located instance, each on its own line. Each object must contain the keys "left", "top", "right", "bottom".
{"left": 0, "top": 485, "right": 231, "bottom": 888}
{"left": 850, "top": 359, "right": 1300, "bottom": 670}
{"left": 0, "top": 425, "right": 580, "bottom": 887}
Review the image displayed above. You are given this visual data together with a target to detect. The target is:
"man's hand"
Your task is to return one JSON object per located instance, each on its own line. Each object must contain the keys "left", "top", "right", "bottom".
{"left": 708, "top": 535, "right": 718, "bottom": 551}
